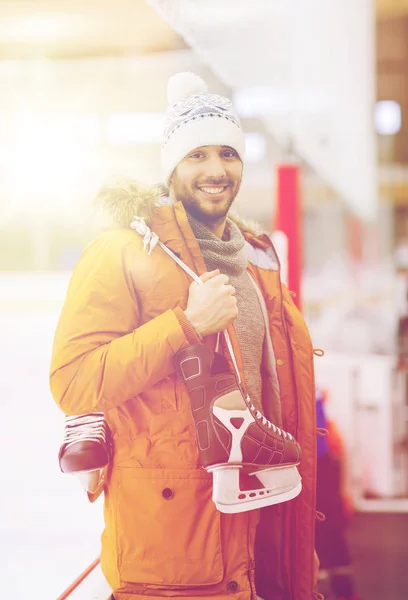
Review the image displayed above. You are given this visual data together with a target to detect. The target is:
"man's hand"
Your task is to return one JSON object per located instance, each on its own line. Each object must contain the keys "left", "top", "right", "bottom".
{"left": 184, "top": 270, "right": 238, "bottom": 338}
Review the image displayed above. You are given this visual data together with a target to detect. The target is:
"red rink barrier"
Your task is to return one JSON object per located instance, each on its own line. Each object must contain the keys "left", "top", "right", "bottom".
{"left": 56, "top": 557, "right": 100, "bottom": 600}
{"left": 275, "top": 163, "right": 303, "bottom": 311}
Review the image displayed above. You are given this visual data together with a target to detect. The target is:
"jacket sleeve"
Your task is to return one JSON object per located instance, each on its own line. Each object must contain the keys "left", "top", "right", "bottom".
{"left": 50, "top": 230, "right": 199, "bottom": 416}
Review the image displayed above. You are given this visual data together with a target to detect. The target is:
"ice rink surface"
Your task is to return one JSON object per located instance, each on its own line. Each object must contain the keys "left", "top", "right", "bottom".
{"left": 1, "top": 274, "right": 105, "bottom": 599}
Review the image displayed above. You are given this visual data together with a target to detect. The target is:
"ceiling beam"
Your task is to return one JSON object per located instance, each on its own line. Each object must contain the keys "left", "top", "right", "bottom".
{"left": 376, "top": 0, "right": 408, "bottom": 19}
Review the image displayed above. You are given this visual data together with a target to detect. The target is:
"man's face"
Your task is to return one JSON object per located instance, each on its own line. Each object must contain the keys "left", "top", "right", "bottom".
{"left": 169, "top": 145, "right": 243, "bottom": 223}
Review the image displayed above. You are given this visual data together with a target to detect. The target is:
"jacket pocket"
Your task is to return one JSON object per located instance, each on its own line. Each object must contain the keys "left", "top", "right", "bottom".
{"left": 116, "top": 467, "right": 224, "bottom": 587}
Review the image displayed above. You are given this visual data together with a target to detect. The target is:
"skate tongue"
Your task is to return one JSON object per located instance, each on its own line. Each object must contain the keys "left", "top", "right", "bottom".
{"left": 211, "top": 352, "right": 231, "bottom": 375}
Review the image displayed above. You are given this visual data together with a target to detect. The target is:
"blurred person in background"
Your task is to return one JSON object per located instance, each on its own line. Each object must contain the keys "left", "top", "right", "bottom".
{"left": 50, "top": 72, "right": 320, "bottom": 600}
{"left": 315, "top": 388, "right": 361, "bottom": 600}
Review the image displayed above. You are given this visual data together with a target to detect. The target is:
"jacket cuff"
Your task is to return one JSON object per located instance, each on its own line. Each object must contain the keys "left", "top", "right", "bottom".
{"left": 174, "top": 307, "right": 202, "bottom": 345}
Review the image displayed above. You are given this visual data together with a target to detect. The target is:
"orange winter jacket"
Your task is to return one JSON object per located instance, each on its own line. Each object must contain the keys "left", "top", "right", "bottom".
{"left": 50, "top": 183, "right": 317, "bottom": 600}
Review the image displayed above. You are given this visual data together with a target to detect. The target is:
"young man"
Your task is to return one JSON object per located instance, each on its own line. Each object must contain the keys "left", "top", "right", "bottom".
{"left": 50, "top": 72, "right": 318, "bottom": 600}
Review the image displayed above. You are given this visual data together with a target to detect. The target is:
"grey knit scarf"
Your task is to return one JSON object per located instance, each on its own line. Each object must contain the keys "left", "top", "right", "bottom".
{"left": 186, "top": 213, "right": 265, "bottom": 411}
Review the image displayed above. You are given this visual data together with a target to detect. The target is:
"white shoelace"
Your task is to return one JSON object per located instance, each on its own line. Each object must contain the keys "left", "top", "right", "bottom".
{"left": 64, "top": 414, "right": 108, "bottom": 449}
{"left": 248, "top": 400, "right": 293, "bottom": 440}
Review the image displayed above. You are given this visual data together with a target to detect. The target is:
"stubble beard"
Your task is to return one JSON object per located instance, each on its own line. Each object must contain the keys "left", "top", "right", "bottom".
{"left": 172, "top": 178, "right": 240, "bottom": 225}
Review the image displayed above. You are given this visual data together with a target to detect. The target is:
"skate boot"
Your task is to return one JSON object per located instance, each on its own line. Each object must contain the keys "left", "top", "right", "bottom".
{"left": 58, "top": 413, "right": 111, "bottom": 474}
{"left": 175, "top": 343, "right": 302, "bottom": 513}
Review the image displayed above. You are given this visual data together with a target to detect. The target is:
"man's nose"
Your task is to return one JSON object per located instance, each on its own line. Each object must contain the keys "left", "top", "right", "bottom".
{"left": 205, "top": 156, "right": 227, "bottom": 180}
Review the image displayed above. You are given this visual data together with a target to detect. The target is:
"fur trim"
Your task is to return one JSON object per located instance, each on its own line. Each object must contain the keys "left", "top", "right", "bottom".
{"left": 93, "top": 178, "right": 263, "bottom": 237}
{"left": 228, "top": 209, "right": 265, "bottom": 237}
{"left": 93, "top": 179, "right": 166, "bottom": 229}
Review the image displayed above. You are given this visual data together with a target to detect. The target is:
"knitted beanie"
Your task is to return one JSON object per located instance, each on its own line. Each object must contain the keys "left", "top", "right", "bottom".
{"left": 161, "top": 72, "right": 245, "bottom": 185}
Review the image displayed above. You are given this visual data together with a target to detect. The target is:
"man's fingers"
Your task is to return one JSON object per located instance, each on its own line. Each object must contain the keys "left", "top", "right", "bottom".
{"left": 199, "top": 270, "right": 220, "bottom": 283}
{"left": 208, "top": 273, "right": 229, "bottom": 286}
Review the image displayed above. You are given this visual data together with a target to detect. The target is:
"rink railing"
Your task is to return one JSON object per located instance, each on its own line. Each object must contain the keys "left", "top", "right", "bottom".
{"left": 56, "top": 557, "right": 112, "bottom": 600}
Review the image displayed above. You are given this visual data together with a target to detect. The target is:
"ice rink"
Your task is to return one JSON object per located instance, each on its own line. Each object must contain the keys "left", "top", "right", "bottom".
{"left": 1, "top": 274, "right": 105, "bottom": 599}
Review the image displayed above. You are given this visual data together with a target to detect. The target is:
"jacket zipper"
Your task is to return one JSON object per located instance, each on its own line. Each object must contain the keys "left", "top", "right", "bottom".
{"left": 279, "top": 284, "right": 300, "bottom": 600}
{"left": 283, "top": 290, "right": 318, "bottom": 599}
{"left": 247, "top": 515, "right": 256, "bottom": 600}
{"left": 248, "top": 267, "right": 299, "bottom": 599}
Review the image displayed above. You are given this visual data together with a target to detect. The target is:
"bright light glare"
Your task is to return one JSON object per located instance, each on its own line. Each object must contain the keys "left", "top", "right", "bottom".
{"left": 2, "top": 114, "right": 101, "bottom": 215}
{"left": 375, "top": 101, "right": 401, "bottom": 136}
{"left": 8, "top": 142, "right": 88, "bottom": 213}
{"left": 15, "top": 114, "right": 102, "bottom": 147}
{"left": 245, "top": 133, "right": 266, "bottom": 163}
{"left": 105, "top": 113, "right": 164, "bottom": 144}
{"left": 0, "top": 16, "right": 73, "bottom": 41}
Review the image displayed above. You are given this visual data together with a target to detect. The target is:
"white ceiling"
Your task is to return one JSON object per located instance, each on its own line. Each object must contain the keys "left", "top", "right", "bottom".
{"left": 376, "top": 0, "right": 408, "bottom": 18}
{"left": 148, "top": 0, "right": 378, "bottom": 220}
{"left": 0, "top": 0, "right": 185, "bottom": 58}
{"left": 0, "top": 0, "right": 385, "bottom": 221}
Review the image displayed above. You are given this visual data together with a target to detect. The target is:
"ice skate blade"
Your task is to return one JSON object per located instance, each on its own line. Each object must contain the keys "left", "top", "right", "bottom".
{"left": 208, "top": 464, "right": 302, "bottom": 514}
{"left": 75, "top": 469, "right": 104, "bottom": 494}
{"left": 215, "top": 480, "right": 302, "bottom": 514}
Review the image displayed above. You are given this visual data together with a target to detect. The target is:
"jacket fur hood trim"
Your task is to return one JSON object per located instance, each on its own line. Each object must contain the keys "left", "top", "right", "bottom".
{"left": 93, "top": 178, "right": 264, "bottom": 237}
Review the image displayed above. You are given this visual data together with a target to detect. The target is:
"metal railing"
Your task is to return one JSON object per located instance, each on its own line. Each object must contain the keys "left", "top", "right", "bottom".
{"left": 56, "top": 557, "right": 111, "bottom": 600}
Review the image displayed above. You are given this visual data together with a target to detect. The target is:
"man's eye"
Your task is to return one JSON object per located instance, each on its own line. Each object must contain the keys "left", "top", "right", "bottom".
{"left": 222, "top": 150, "right": 238, "bottom": 158}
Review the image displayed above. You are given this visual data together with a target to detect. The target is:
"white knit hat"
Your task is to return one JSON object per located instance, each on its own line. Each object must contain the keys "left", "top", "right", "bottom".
{"left": 161, "top": 72, "right": 245, "bottom": 184}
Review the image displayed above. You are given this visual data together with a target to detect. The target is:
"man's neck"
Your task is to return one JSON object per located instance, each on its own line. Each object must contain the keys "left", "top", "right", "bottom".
{"left": 169, "top": 190, "right": 227, "bottom": 238}
{"left": 203, "top": 218, "right": 227, "bottom": 239}
{"left": 185, "top": 212, "right": 227, "bottom": 239}
{"left": 183, "top": 208, "right": 227, "bottom": 239}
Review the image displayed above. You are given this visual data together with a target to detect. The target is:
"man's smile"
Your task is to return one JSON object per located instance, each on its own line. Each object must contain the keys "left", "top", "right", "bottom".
{"left": 197, "top": 184, "right": 229, "bottom": 197}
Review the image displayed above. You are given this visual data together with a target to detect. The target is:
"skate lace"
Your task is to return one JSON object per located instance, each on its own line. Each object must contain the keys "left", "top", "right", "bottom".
{"left": 248, "top": 400, "right": 294, "bottom": 440}
{"left": 131, "top": 217, "right": 243, "bottom": 382}
{"left": 63, "top": 413, "right": 109, "bottom": 449}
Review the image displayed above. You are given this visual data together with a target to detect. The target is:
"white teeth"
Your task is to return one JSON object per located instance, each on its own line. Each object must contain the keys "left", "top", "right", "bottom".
{"left": 200, "top": 186, "right": 225, "bottom": 194}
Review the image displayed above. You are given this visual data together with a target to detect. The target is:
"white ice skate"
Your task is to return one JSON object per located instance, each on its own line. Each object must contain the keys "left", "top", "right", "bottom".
{"left": 58, "top": 413, "right": 111, "bottom": 471}
{"left": 131, "top": 217, "right": 302, "bottom": 513}
{"left": 175, "top": 344, "right": 302, "bottom": 513}
{"left": 58, "top": 413, "right": 111, "bottom": 493}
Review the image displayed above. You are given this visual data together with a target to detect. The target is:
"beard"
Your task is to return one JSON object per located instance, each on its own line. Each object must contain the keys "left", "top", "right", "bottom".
{"left": 171, "top": 174, "right": 241, "bottom": 224}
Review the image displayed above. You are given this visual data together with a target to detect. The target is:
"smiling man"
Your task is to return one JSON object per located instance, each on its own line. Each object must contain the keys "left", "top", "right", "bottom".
{"left": 168, "top": 144, "right": 242, "bottom": 236}
{"left": 51, "top": 72, "right": 318, "bottom": 600}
